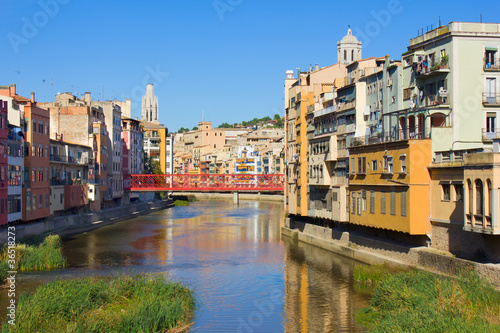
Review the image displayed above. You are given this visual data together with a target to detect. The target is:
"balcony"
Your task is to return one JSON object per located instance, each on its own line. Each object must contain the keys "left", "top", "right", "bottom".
{"left": 347, "top": 129, "right": 429, "bottom": 148}
{"left": 484, "top": 58, "right": 500, "bottom": 71}
{"left": 337, "top": 100, "right": 356, "bottom": 112}
{"left": 482, "top": 128, "right": 500, "bottom": 141}
{"left": 415, "top": 56, "right": 450, "bottom": 78}
{"left": 314, "top": 105, "right": 336, "bottom": 118}
{"left": 50, "top": 155, "right": 89, "bottom": 165}
{"left": 425, "top": 93, "right": 449, "bottom": 107}
{"left": 482, "top": 93, "right": 500, "bottom": 106}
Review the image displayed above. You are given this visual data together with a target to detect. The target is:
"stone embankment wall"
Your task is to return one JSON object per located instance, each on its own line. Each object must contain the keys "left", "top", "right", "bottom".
{"left": 283, "top": 219, "right": 500, "bottom": 288}
{"left": 0, "top": 200, "right": 170, "bottom": 244}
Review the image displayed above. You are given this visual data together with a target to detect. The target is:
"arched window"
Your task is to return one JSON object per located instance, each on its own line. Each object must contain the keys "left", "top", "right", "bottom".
{"left": 476, "top": 179, "right": 483, "bottom": 215}
{"left": 431, "top": 113, "right": 446, "bottom": 127}
{"left": 468, "top": 179, "right": 473, "bottom": 215}
{"left": 399, "top": 117, "right": 407, "bottom": 140}
{"left": 487, "top": 179, "right": 492, "bottom": 216}
{"left": 344, "top": 50, "right": 347, "bottom": 61}
{"left": 351, "top": 50, "right": 354, "bottom": 61}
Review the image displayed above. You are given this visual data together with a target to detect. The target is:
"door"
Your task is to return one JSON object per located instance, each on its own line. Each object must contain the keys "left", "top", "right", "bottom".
{"left": 486, "top": 78, "right": 497, "bottom": 104}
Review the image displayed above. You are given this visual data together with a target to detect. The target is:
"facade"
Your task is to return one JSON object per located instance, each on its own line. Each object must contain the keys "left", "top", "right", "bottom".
{"left": 166, "top": 135, "right": 174, "bottom": 174}
{"left": 92, "top": 100, "right": 123, "bottom": 204}
{"left": 194, "top": 122, "right": 226, "bottom": 150}
{"left": 122, "top": 117, "right": 144, "bottom": 176}
{"left": 23, "top": 93, "right": 51, "bottom": 221}
{"left": 142, "top": 121, "right": 168, "bottom": 173}
{"left": 49, "top": 139, "right": 90, "bottom": 214}
{"left": 6, "top": 96, "right": 23, "bottom": 223}
{"left": 40, "top": 93, "right": 108, "bottom": 210}
{"left": 142, "top": 84, "right": 158, "bottom": 123}
{"left": 285, "top": 22, "right": 500, "bottom": 262}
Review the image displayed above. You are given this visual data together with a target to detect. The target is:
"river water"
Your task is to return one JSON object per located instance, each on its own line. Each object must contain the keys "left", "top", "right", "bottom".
{"left": 1, "top": 199, "right": 370, "bottom": 332}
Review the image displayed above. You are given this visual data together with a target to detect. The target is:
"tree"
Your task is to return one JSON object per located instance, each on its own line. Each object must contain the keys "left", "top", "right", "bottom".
{"left": 177, "top": 127, "right": 189, "bottom": 133}
{"left": 192, "top": 126, "right": 198, "bottom": 131}
{"left": 274, "top": 114, "right": 281, "bottom": 120}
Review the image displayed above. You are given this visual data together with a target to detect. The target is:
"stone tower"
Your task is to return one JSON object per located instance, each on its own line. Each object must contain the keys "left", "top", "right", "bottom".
{"left": 141, "top": 84, "right": 158, "bottom": 123}
{"left": 337, "top": 27, "right": 362, "bottom": 65}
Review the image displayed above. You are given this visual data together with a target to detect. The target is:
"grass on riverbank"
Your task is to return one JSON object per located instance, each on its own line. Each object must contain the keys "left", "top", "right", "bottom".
{"left": 1, "top": 274, "right": 196, "bottom": 333}
{"left": 174, "top": 200, "right": 190, "bottom": 206}
{"left": 356, "top": 265, "right": 500, "bottom": 332}
{"left": 0, "top": 235, "right": 66, "bottom": 277}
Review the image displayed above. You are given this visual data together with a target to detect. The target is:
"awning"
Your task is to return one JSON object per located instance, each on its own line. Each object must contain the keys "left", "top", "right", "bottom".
{"left": 486, "top": 46, "right": 498, "bottom": 51}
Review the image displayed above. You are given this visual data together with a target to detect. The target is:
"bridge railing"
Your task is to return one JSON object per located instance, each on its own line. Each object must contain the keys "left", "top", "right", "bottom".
{"left": 124, "top": 174, "right": 285, "bottom": 192}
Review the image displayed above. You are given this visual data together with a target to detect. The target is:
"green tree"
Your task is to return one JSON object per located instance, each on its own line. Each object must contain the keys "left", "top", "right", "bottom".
{"left": 192, "top": 126, "right": 198, "bottom": 131}
{"left": 274, "top": 114, "right": 281, "bottom": 120}
{"left": 151, "top": 159, "right": 162, "bottom": 174}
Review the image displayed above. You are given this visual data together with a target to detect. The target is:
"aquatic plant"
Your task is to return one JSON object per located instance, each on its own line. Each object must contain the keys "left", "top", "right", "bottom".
{"left": 356, "top": 268, "right": 500, "bottom": 332}
{"left": 0, "top": 234, "right": 66, "bottom": 272}
{"left": 174, "top": 200, "right": 190, "bottom": 207}
{"left": 1, "top": 274, "right": 195, "bottom": 333}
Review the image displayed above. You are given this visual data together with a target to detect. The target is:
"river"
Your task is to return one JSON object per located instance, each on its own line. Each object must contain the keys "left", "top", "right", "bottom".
{"left": 1, "top": 199, "right": 370, "bottom": 332}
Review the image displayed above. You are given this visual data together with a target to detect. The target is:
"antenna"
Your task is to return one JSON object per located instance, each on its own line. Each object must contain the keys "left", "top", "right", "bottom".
{"left": 15, "top": 70, "right": 21, "bottom": 94}
{"left": 51, "top": 78, "right": 54, "bottom": 100}
{"left": 439, "top": 16, "right": 441, "bottom": 26}
{"left": 42, "top": 79, "right": 46, "bottom": 102}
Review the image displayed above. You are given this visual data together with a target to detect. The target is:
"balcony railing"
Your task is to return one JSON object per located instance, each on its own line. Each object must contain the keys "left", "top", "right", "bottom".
{"left": 347, "top": 129, "right": 429, "bottom": 148}
{"left": 314, "top": 105, "right": 336, "bottom": 118}
{"left": 482, "top": 93, "right": 500, "bottom": 106}
{"left": 415, "top": 56, "right": 450, "bottom": 77}
{"left": 484, "top": 58, "right": 500, "bottom": 71}
{"left": 50, "top": 178, "right": 86, "bottom": 186}
{"left": 425, "top": 93, "right": 449, "bottom": 107}
{"left": 50, "top": 155, "right": 89, "bottom": 165}
{"left": 482, "top": 128, "right": 500, "bottom": 141}
{"left": 337, "top": 100, "right": 356, "bottom": 112}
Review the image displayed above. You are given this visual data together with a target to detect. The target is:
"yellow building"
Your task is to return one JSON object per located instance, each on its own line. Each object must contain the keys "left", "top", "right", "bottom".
{"left": 348, "top": 138, "right": 432, "bottom": 235}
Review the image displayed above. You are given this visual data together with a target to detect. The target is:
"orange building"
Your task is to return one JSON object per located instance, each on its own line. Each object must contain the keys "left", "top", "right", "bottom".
{"left": 347, "top": 138, "right": 432, "bottom": 235}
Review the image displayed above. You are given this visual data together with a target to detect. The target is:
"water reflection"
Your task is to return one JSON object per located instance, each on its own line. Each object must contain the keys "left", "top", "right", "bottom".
{"left": 283, "top": 239, "right": 369, "bottom": 332}
{"left": 1, "top": 200, "right": 369, "bottom": 332}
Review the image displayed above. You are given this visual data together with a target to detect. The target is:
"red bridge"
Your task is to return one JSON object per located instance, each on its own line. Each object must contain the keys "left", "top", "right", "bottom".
{"left": 125, "top": 174, "right": 285, "bottom": 192}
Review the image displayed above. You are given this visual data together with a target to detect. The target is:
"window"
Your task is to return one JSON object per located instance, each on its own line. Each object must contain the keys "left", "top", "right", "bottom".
{"left": 401, "top": 191, "right": 407, "bottom": 217}
{"left": 33, "top": 195, "right": 37, "bottom": 211}
{"left": 38, "top": 121, "right": 43, "bottom": 133}
{"left": 455, "top": 184, "right": 463, "bottom": 202}
{"left": 39, "top": 194, "right": 43, "bottom": 209}
{"left": 351, "top": 192, "right": 355, "bottom": 213}
{"left": 400, "top": 155, "right": 407, "bottom": 173}
{"left": 390, "top": 191, "right": 396, "bottom": 215}
{"left": 357, "top": 193, "right": 361, "bottom": 215}
{"left": 93, "top": 127, "right": 99, "bottom": 134}
{"left": 26, "top": 192, "right": 31, "bottom": 211}
{"left": 372, "top": 160, "right": 378, "bottom": 172}
{"left": 442, "top": 184, "right": 451, "bottom": 201}
{"left": 362, "top": 190, "right": 367, "bottom": 211}
{"left": 358, "top": 157, "right": 366, "bottom": 174}
{"left": 468, "top": 179, "right": 473, "bottom": 215}
{"left": 45, "top": 194, "right": 49, "bottom": 208}
{"left": 32, "top": 144, "right": 36, "bottom": 157}
{"left": 32, "top": 119, "right": 36, "bottom": 133}
{"left": 475, "top": 179, "right": 483, "bottom": 215}
{"left": 369, "top": 191, "right": 375, "bottom": 214}
{"left": 350, "top": 157, "right": 355, "bottom": 174}
{"left": 387, "top": 157, "right": 393, "bottom": 173}
{"left": 381, "top": 192, "right": 386, "bottom": 214}
{"left": 487, "top": 179, "right": 492, "bottom": 217}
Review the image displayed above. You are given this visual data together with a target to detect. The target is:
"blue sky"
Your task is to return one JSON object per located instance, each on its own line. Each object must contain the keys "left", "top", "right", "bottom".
{"left": 1, "top": 0, "right": 499, "bottom": 132}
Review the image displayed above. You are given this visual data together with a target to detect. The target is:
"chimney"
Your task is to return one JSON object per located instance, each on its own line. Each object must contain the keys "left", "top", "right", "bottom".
{"left": 316, "top": 64, "right": 319, "bottom": 70}
{"left": 286, "top": 70, "right": 294, "bottom": 79}
{"left": 84, "top": 92, "right": 91, "bottom": 103}
{"left": 31, "top": 91, "right": 35, "bottom": 103}
{"left": 9, "top": 84, "right": 16, "bottom": 97}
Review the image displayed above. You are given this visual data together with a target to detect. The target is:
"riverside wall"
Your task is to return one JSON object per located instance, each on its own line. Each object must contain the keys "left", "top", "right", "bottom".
{"left": 0, "top": 200, "right": 171, "bottom": 244}
{"left": 282, "top": 218, "right": 500, "bottom": 288}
